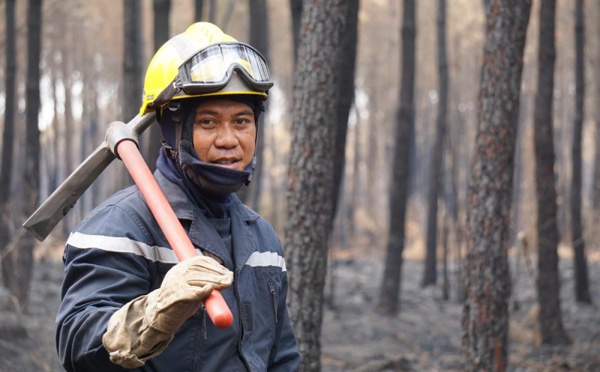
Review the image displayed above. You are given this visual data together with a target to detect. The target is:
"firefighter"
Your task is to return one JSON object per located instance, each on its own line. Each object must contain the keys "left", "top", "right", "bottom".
{"left": 56, "top": 22, "right": 299, "bottom": 371}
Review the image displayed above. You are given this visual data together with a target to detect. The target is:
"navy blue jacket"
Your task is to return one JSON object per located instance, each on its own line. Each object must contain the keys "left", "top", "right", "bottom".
{"left": 56, "top": 171, "right": 299, "bottom": 371}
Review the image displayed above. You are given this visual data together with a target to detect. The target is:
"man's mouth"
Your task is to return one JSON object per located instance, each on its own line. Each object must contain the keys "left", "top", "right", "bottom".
{"left": 212, "top": 158, "right": 241, "bottom": 168}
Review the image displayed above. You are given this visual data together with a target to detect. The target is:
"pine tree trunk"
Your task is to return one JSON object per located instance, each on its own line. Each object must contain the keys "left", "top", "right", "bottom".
{"left": 0, "top": 0, "right": 17, "bottom": 294}
{"left": 379, "top": 0, "right": 416, "bottom": 316}
{"left": 593, "top": 2, "right": 600, "bottom": 212}
{"left": 19, "top": 0, "right": 44, "bottom": 309}
{"left": 123, "top": 0, "right": 143, "bottom": 122}
{"left": 533, "top": 0, "right": 571, "bottom": 345}
{"left": 331, "top": 0, "right": 359, "bottom": 220}
{"left": 422, "top": 0, "right": 449, "bottom": 288}
{"left": 120, "top": 0, "right": 144, "bottom": 190}
{"left": 461, "top": 1, "right": 532, "bottom": 370}
{"left": 284, "top": 1, "right": 351, "bottom": 370}
{"left": 145, "top": 0, "right": 171, "bottom": 172}
{"left": 239, "top": 0, "right": 270, "bottom": 208}
{"left": 571, "top": 0, "right": 592, "bottom": 304}
{"left": 289, "top": 0, "right": 303, "bottom": 64}
{"left": 194, "top": 0, "right": 203, "bottom": 21}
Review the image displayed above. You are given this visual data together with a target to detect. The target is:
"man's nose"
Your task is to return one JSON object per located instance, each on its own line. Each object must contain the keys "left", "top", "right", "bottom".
{"left": 215, "top": 123, "right": 238, "bottom": 148}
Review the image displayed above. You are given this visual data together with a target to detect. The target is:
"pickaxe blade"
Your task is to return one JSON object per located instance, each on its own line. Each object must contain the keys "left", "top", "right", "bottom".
{"left": 22, "top": 113, "right": 156, "bottom": 241}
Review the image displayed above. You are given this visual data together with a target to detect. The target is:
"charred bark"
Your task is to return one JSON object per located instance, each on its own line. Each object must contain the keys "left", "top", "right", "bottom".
{"left": 284, "top": 1, "right": 354, "bottom": 370}
{"left": 461, "top": 1, "right": 532, "bottom": 370}
{"left": 379, "top": 0, "right": 416, "bottom": 315}
{"left": 571, "top": 0, "right": 592, "bottom": 304}
{"left": 422, "top": 0, "right": 449, "bottom": 288}
{"left": 533, "top": 0, "right": 571, "bottom": 345}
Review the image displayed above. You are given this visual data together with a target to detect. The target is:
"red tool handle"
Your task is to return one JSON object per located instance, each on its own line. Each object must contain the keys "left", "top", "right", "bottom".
{"left": 116, "top": 139, "right": 233, "bottom": 329}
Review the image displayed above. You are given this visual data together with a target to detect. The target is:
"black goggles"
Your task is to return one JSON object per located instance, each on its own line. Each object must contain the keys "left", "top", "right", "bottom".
{"left": 175, "top": 42, "right": 273, "bottom": 95}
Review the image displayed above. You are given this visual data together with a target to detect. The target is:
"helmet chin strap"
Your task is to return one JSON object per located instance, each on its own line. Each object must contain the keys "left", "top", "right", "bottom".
{"left": 245, "top": 156, "right": 257, "bottom": 185}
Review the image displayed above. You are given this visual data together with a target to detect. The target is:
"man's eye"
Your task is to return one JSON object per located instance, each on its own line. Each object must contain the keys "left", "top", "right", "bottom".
{"left": 235, "top": 118, "right": 253, "bottom": 126}
{"left": 196, "top": 119, "right": 214, "bottom": 126}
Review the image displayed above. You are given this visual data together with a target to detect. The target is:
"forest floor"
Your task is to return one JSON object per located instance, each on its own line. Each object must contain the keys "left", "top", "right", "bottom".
{"left": 0, "top": 237, "right": 599, "bottom": 372}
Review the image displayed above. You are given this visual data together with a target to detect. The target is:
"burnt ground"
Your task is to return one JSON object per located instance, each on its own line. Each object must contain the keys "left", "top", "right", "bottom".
{"left": 0, "top": 240, "right": 599, "bottom": 372}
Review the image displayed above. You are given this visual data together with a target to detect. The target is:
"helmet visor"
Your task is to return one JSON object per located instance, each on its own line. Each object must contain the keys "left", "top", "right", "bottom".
{"left": 177, "top": 43, "right": 273, "bottom": 95}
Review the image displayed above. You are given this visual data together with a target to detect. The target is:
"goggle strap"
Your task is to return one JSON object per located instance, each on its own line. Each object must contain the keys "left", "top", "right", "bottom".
{"left": 151, "top": 80, "right": 179, "bottom": 109}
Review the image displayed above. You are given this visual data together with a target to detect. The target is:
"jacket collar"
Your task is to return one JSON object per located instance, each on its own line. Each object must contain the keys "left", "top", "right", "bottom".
{"left": 155, "top": 169, "right": 259, "bottom": 222}
{"left": 154, "top": 170, "right": 260, "bottom": 269}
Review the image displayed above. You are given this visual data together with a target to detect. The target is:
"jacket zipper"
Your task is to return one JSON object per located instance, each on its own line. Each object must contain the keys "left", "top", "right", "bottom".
{"left": 267, "top": 278, "right": 278, "bottom": 323}
{"left": 200, "top": 303, "right": 207, "bottom": 340}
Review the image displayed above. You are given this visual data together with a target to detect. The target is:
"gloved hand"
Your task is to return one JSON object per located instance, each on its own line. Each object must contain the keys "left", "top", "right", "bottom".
{"left": 102, "top": 255, "right": 233, "bottom": 368}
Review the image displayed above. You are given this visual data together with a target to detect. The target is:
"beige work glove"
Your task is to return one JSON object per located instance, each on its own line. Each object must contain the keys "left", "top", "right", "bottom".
{"left": 102, "top": 255, "right": 233, "bottom": 368}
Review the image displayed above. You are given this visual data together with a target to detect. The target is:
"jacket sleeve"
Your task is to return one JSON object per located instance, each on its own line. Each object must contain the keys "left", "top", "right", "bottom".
{"left": 267, "top": 269, "right": 300, "bottom": 371}
{"left": 56, "top": 203, "right": 158, "bottom": 372}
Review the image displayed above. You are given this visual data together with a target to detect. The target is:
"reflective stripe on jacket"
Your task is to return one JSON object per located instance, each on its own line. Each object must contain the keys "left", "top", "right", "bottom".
{"left": 56, "top": 171, "right": 300, "bottom": 372}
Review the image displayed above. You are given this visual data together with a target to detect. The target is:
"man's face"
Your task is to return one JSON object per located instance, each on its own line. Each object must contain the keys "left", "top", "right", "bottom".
{"left": 192, "top": 99, "right": 256, "bottom": 171}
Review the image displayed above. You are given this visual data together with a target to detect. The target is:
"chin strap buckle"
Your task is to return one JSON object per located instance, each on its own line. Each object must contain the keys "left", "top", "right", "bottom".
{"left": 162, "top": 142, "right": 178, "bottom": 160}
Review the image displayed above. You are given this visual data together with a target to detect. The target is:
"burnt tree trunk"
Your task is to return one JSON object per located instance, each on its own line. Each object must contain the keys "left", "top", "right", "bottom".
{"left": 379, "top": 0, "right": 416, "bottom": 316}
{"left": 0, "top": 0, "right": 17, "bottom": 293}
{"left": 422, "top": 0, "right": 449, "bottom": 288}
{"left": 208, "top": 0, "right": 216, "bottom": 23}
{"left": 118, "top": 0, "right": 144, "bottom": 190}
{"left": 461, "top": 1, "right": 532, "bottom": 371}
{"left": 533, "top": 0, "right": 571, "bottom": 345}
{"left": 239, "top": 0, "right": 270, "bottom": 208}
{"left": 194, "top": 0, "right": 204, "bottom": 21}
{"left": 593, "top": 1, "right": 600, "bottom": 212}
{"left": 61, "top": 37, "right": 75, "bottom": 235}
{"left": 289, "top": 0, "right": 302, "bottom": 64}
{"left": 123, "top": 0, "right": 144, "bottom": 123}
{"left": 331, "top": 0, "right": 359, "bottom": 219}
{"left": 19, "top": 0, "right": 44, "bottom": 309}
{"left": 146, "top": 0, "right": 171, "bottom": 172}
{"left": 571, "top": 0, "right": 592, "bottom": 304}
{"left": 284, "top": 1, "right": 349, "bottom": 370}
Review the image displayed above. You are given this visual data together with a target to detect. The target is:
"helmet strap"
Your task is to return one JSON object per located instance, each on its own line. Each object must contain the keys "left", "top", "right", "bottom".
{"left": 245, "top": 156, "right": 257, "bottom": 185}
{"left": 161, "top": 102, "right": 184, "bottom": 161}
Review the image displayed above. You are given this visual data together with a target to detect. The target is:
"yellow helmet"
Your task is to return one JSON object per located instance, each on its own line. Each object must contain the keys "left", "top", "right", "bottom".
{"left": 140, "top": 22, "right": 273, "bottom": 115}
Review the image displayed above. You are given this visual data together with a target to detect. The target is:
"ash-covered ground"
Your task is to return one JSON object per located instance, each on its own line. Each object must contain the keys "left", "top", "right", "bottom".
{"left": 0, "top": 241, "right": 598, "bottom": 372}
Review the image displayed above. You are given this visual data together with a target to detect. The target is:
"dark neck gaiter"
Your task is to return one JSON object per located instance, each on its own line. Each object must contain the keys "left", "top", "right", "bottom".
{"left": 156, "top": 149, "right": 235, "bottom": 218}
{"left": 178, "top": 139, "right": 254, "bottom": 196}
